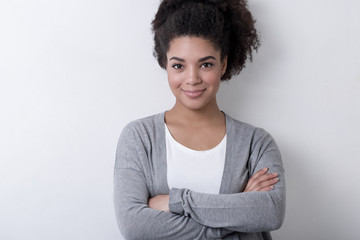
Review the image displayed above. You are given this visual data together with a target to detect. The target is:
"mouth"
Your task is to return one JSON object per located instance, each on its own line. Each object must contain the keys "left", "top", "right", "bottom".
{"left": 182, "top": 89, "right": 206, "bottom": 98}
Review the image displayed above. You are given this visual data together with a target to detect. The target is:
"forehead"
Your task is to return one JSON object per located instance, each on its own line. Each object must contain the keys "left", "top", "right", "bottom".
{"left": 167, "top": 36, "right": 220, "bottom": 59}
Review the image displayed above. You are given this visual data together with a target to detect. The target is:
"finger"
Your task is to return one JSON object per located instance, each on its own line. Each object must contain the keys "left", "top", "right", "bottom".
{"left": 244, "top": 168, "right": 268, "bottom": 191}
{"left": 254, "top": 172, "right": 278, "bottom": 185}
{"left": 251, "top": 168, "right": 269, "bottom": 181}
{"left": 253, "top": 177, "right": 279, "bottom": 191}
{"left": 246, "top": 168, "right": 269, "bottom": 188}
{"left": 246, "top": 173, "right": 278, "bottom": 192}
{"left": 247, "top": 171, "right": 276, "bottom": 191}
{"left": 258, "top": 185, "right": 274, "bottom": 192}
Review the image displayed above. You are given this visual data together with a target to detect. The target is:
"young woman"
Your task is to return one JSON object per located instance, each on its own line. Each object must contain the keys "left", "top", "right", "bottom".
{"left": 114, "top": 0, "right": 285, "bottom": 239}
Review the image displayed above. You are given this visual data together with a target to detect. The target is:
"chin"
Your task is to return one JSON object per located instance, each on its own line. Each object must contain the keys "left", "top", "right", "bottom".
{"left": 181, "top": 100, "right": 212, "bottom": 111}
{"left": 176, "top": 93, "right": 216, "bottom": 111}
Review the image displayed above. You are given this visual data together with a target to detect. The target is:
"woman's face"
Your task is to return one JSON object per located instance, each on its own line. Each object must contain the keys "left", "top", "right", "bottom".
{"left": 166, "top": 36, "right": 227, "bottom": 111}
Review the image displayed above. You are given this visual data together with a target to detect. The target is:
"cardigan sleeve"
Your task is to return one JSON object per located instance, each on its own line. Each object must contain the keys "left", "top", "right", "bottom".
{"left": 114, "top": 124, "right": 234, "bottom": 240}
{"left": 168, "top": 130, "right": 286, "bottom": 233}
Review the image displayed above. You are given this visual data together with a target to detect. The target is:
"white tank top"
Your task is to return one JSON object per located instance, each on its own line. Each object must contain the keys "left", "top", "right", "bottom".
{"left": 165, "top": 123, "right": 226, "bottom": 194}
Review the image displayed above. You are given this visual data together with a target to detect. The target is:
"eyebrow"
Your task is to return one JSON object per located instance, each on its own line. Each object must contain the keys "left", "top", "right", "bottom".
{"left": 169, "top": 56, "right": 217, "bottom": 62}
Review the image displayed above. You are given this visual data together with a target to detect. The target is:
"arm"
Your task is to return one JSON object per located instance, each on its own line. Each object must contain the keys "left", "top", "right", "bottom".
{"left": 167, "top": 132, "right": 286, "bottom": 233}
{"left": 114, "top": 167, "right": 234, "bottom": 240}
{"left": 148, "top": 167, "right": 279, "bottom": 211}
{"left": 114, "top": 125, "right": 234, "bottom": 240}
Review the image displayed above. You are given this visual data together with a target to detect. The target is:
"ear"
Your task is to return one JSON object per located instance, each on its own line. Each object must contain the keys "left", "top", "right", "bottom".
{"left": 221, "top": 56, "right": 228, "bottom": 76}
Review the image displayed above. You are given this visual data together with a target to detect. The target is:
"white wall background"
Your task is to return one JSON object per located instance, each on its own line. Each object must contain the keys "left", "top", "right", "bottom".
{"left": 1, "top": 0, "right": 359, "bottom": 239}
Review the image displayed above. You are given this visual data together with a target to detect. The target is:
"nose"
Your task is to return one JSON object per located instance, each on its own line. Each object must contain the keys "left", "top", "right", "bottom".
{"left": 185, "top": 67, "right": 201, "bottom": 85}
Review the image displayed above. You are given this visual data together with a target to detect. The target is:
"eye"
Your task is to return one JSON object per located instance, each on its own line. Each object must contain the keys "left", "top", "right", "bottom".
{"left": 172, "top": 64, "right": 183, "bottom": 69}
{"left": 201, "top": 62, "right": 214, "bottom": 68}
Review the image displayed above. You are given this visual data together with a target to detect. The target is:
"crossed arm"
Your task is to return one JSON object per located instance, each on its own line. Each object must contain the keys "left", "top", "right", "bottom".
{"left": 148, "top": 168, "right": 279, "bottom": 212}
{"left": 114, "top": 167, "right": 234, "bottom": 240}
{"left": 114, "top": 124, "right": 285, "bottom": 239}
{"left": 115, "top": 163, "right": 284, "bottom": 239}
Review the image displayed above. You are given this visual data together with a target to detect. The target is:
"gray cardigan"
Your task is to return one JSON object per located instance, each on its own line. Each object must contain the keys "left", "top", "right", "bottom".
{"left": 114, "top": 112, "right": 285, "bottom": 240}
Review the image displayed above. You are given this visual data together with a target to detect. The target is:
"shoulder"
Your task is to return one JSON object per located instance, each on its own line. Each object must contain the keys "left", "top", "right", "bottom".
{"left": 225, "top": 113, "right": 282, "bottom": 172}
{"left": 120, "top": 112, "right": 165, "bottom": 138}
{"left": 115, "top": 112, "right": 165, "bottom": 169}
{"left": 118, "top": 112, "right": 166, "bottom": 153}
{"left": 225, "top": 113, "right": 271, "bottom": 138}
{"left": 225, "top": 113, "right": 278, "bottom": 151}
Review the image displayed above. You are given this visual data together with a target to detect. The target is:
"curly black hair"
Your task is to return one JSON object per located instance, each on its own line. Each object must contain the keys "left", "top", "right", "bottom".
{"left": 152, "top": 0, "right": 260, "bottom": 80}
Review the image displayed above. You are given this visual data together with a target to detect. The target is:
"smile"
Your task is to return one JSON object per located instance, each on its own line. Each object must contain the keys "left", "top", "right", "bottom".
{"left": 182, "top": 89, "right": 206, "bottom": 98}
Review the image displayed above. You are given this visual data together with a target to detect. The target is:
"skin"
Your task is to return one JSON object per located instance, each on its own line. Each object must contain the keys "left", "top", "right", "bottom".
{"left": 165, "top": 36, "right": 227, "bottom": 151}
{"left": 148, "top": 36, "right": 278, "bottom": 212}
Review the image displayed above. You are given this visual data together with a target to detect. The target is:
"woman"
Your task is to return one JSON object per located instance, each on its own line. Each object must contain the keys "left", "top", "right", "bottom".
{"left": 114, "top": 0, "right": 285, "bottom": 239}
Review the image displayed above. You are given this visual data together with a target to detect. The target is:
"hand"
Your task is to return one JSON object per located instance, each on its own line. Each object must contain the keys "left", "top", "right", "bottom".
{"left": 148, "top": 194, "right": 170, "bottom": 212}
{"left": 244, "top": 168, "right": 279, "bottom": 192}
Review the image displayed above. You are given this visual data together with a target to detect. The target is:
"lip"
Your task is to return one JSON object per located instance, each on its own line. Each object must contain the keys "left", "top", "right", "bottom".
{"left": 182, "top": 89, "right": 206, "bottom": 98}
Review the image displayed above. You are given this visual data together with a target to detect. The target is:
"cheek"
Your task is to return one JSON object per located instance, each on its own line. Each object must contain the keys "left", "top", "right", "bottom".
{"left": 204, "top": 72, "right": 221, "bottom": 86}
{"left": 213, "top": 80, "right": 221, "bottom": 93}
{"left": 167, "top": 71, "right": 182, "bottom": 89}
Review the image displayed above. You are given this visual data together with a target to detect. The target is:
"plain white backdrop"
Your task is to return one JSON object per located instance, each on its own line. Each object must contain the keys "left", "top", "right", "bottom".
{"left": 1, "top": 0, "right": 359, "bottom": 239}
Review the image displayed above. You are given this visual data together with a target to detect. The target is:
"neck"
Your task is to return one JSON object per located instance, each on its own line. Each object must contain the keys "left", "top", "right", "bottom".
{"left": 166, "top": 98, "right": 224, "bottom": 127}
